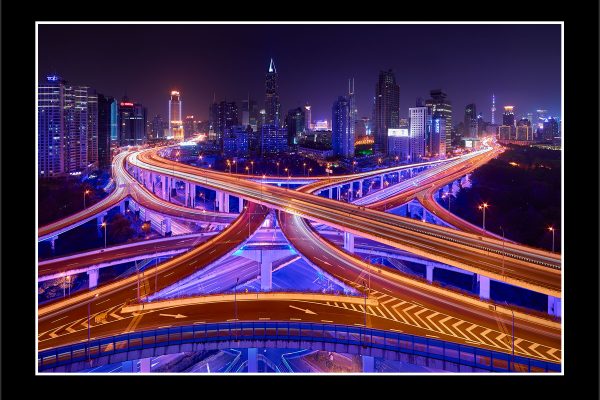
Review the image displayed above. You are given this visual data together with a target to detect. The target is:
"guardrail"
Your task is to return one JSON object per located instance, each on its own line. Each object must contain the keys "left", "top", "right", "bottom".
{"left": 38, "top": 321, "right": 560, "bottom": 373}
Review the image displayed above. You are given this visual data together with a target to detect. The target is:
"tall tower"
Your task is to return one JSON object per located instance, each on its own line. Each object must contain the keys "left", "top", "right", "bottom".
{"left": 332, "top": 96, "right": 352, "bottom": 158}
{"left": 491, "top": 94, "right": 496, "bottom": 125}
{"left": 264, "top": 58, "right": 281, "bottom": 127}
{"left": 304, "top": 103, "right": 312, "bottom": 132}
{"left": 425, "top": 89, "right": 452, "bottom": 153}
{"left": 348, "top": 78, "right": 357, "bottom": 156}
{"left": 169, "top": 91, "right": 183, "bottom": 140}
{"left": 374, "top": 70, "right": 400, "bottom": 155}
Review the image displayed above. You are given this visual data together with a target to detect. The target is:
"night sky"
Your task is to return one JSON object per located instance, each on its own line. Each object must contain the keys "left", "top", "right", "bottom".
{"left": 38, "top": 23, "right": 561, "bottom": 125}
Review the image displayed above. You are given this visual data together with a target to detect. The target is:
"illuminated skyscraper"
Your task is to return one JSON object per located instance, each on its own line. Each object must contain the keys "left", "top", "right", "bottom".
{"left": 374, "top": 70, "right": 400, "bottom": 155}
{"left": 409, "top": 102, "right": 432, "bottom": 161}
{"left": 169, "top": 90, "right": 184, "bottom": 140}
{"left": 285, "top": 107, "right": 305, "bottom": 146}
{"left": 431, "top": 113, "right": 447, "bottom": 157}
{"left": 332, "top": 96, "right": 354, "bottom": 158}
{"left": 118, "top": 97, "right": 146, "bottom": 146}
{"left": 425, "top": 89, "right": 452, "bottom": 152}
{"left": 491, "top": 94, "right": 496, "bottom": 125}
{"left": 97, "top": 93, "right": 113, "bottom": 168}
{"left": 500, "top": 106, "right": 516, "bottom": 140}
{"left": 304, "top": 103, "right": 312, "bottom": 132}
{"left": 86, "top": 89, "right": 98, "bottom": 165}
{"left": 264, "top": 58, "right": 281, "bottom": 127}
{"left": 464, "top": 104, "right": 477, "bottom": 137}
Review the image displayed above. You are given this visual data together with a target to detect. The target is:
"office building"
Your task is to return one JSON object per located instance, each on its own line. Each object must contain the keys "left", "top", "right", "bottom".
{"left": 425, "top": 90, "right": 452, "bottom": 152}
{"left": 409, "top": 103, "right": 432, "bottom": 161}
{"left": 501, "top": 106, "right": 516, "bottom": 139}
{"left": 216, "top": 101, "right": 239, "bottom": 146}
{"left": 516, "top": 118, "right": 532, "bottom": 141}
{"left": 86, "top": 90, "right": 98, "bottom": 165}
{"left": 264, "top": 58, "right": 281, "bottom": 127}
{"left": 169, "top": 90, "right": 184, "bottom": 140}
{"left": 97, "top": 94, "right": 113, "bottom": 168}
{"left": 118, "top": 97, "right": 146, "bottom": 146}
{"left": 431, "top": 113, "right": 447, "bottom": 157}
{"left": 304, "top": 103, "right": 312, "bottom": 132}
{"left": 464, "top": 103, "right": 477, "bottom": 137}
{"left": 184, "top": 115, "right": 197, "bottom": 138}
{"left": 387, "top": 128, "right": 410, "bottom": 160}
{"left": 332, "top": 96, "right": 354, "bottom": 158}
{"left": 151, "top": 114, "right": 167, "bottom": 140}
{"left": 223, "top": 125, "right": 251, "bottom": 157}
{"left": 543, "top": 117, "right": 559, "bottom": 142}
{"left": 285, "top": 107, "right": 306, "bottom": 146}
{"left": 260, "top": 124, "right": 287, "bottom": 155}
{"left": 374, "top": 70, "right": 400, "bottom": 155}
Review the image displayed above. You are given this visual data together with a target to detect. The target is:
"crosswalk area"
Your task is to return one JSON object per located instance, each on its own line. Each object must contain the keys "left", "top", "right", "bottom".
{"left": 324, "top": 287, "right": 561, "bottom": 363}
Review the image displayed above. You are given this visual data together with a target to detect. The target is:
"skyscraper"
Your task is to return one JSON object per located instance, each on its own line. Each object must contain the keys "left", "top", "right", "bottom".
{"left": 332, "top": 96, "right": 354, "bottom": 158}
{"left": 502, "top": 106, "right": 516, "bottom": 139}
{"left": 151, "top": 114, "right": 166, "bottom": 139}
{"left": 425, "top": 90, "right": 452, "bottom": 153}
{"left": 217, "top": 101, "right": 239, "bottom": 144}
{"left": 431, "top": 113, "right": 447, "bottom": 157}
{"left": 264, "top": 58, "right": 281, "bottom": 127}
{"left": 38, "top": 75, "right": 97, "bottom": 176}
{"left": 285, "top": 107, "right": 305, "bottom": 146}
{"left": 409, "top": 102, "right": 432, "bottom": 161}
{"left": 543, "top": 117, "right": 558, "bottom": 142}
{"left": 169, "top": 90, "right": 184, "bottom": 140}
{"left": 86, "top": 89, "right": 98, "bottom": 166}
{"left": 261, "top": 124, "right": 287, "bottom": 155}
{"left": 118, "top": 97, "right": 146, "bottom": 146}
{"left": 97, "top": 94, "right": 113, "bottom": 168}
{"left": 464, "top": 104, "right": 477, "bottom": 137}
{"left": 491, "top": 94, "right": 496, "bottom": 125}
{"left": 374, "top": 70, "right": 400, "bottom": 155}
{"left": 348, "top": 79, "right": 357, "bottom": 153}
{"left": 184, "top": 115, "right": 196, "bottom": 138}
{"left": 304, "top": 103, "right": 312, "bottom": 132}
{"left": 516, "top": 118, "right": 532, "bottom": 141}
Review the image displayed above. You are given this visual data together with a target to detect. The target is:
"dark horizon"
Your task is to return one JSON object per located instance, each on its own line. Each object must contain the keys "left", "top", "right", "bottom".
{"left": 38, "top": 23, "right": 562, "bottom": 125}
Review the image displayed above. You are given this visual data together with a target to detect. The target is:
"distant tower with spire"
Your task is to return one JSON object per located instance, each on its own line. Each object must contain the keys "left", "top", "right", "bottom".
{"left": 491, "top": 93, "right": 496, "bottom": 125}
{"left": 264, "top": 58, "right": 281, "bottom": 127}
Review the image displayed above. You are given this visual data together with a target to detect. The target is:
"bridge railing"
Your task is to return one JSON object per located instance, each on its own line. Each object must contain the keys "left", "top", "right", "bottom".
{"left": 38, "top": 321, "right": 560, "bottom": 373}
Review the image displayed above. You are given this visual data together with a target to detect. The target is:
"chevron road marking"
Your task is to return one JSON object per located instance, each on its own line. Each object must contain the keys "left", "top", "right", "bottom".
{"left": 450, "top": 320, "right": 471, "bottom": 340}
{"left": 414, "top": 309, "right": 435, "bottom": 331}
{"left": 528, "top": 343, "right": 547, "bottom": 359}
{"left": 547, "top": 348, "right": 561, "bottom": 362}
{"left": 437, "top": 316, "right": 455, "bottom": 336}
{"left": 465, "top": 324, "right": 481, "bottom": 342}
{"left": 479, "top": 328, "right": 497, "bottom": 347}
{"left": 424, "top": 312, "right": 443, "bottom": 333}
{"left": 396, "top": 304, "right": 420, "bottom": 326}
{"left": 379, "top": 303, "right": 398, "bottom": 321}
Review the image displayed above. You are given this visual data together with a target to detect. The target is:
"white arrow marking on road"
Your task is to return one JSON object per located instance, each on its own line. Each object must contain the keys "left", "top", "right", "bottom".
{"left": 159, "top": 313, "right": 187, "bottom": 319}
{"left": 289, "top": 305, "right": 317, "bottom": 315}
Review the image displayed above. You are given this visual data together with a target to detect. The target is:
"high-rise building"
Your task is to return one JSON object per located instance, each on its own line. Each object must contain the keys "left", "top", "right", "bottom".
{"left": 304, "top": 103, "right": 312, "bottom": 132}
{"left": 464, "top": 104, "right": 477, "bottom": 137}
{"left": 169, "top": 90, "right": 183, "bottom": 140}
{"left": 110, "top": 99, "right": 118, "bottom": 143}
{"left": 264, "top": 58, "right": 281, "bottom": 127}
{"left": 260, "top": 124, "right": 287, "bottom": 155}
{"left": 332, "top": 96, "right": 354, "bottom": 158}
{"left": 151, "top": 114, "right": 166, "bottom": 140}
{"left": 285, "top": 107, "right": 305, "bottom": 146}
{"left": 118, "top": 97, "right": 146, "bottom": 146}
{"left": 387, "top": 128, "right": 410, "bottom": 160}
{"left": 38, "top": 75, "right": 66, "bottom": 177}
{"left": 348, "top": 78, "right": 357, "bottom": 151}
{"left": 184, "top": 115, "right": 196, "bottom": 138}
{"left": 491, "top": 94, "right": 496, "bottom": 125}
{"left": 38, "top": 75, "right": 98, "bottom": 176}
{"left": 431, "top": 113, "right": 447, "bottom": 157}
{"left": 97, "top": 94, "right": 113, "bottom": 168}
{"left": 409, "top": 103, "right": 432, "bottom": 161}
{"left": 217, "top": 101, "right": 239, "bottom": 146}
{"left": 543, "top": 117, "right": 559, "bottom": 142}
{"left": 223, "top": 125, "right": 251, "bottom": 157}
{"left": 86, "top": 90, "right": 98, "bottom": 165}
{"left": 374, "top": 70, "right": 400, "bottom": 155}
{"left": 241, "top": 97, "right": 259, "bottom": 130}
{"left": 476, "top": 114, "right": 486, "bottom": 137}
{"left": 516, "top": 118, "right": 532, "bottom": 141}
{"left": 501, "top": 106, "right": 516, "bottom": 139}
{"left": 425, "top": 90, "right": 452, "bottom": 153}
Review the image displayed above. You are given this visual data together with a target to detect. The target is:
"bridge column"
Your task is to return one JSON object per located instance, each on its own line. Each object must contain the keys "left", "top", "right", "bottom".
{"left": 343, "top": 232, "right": 355, "bottom": 253}
{"left": 161, "top": 175, "right": 167, "bottom": 200}
{"left": 425, "top": 264, "right": 435, "bottom": 283}
{"left": 49, "top": 236, "right": 58, "bottom": 252}
{"left": 238, "top": 197, "right": 244, "bottom": 213}
{"left": 548, "top": 296, "right": 561, "bottom": 318}
{"left": 260, "top": 251, "right": 273, "bottom": 291}
{"left": 224, "top": 193, "right": 230, "bottom": 213}
{"left": 184, "top": 182, "right": 190, "bottom": 207}
{"left": 336, "top": 187, "right": 341, "bottom": 200}
{"left": 163, "top": 218, "right": 172, "bottom": 236}
{"left": 379, "top": 175, "right": 384, "bottom": 189}
{"left": 328, "top": 188, "right": 332, "bottom": 199}
{"left": 362, "top": 355, "right": 375, "bottom": 372}
{"left": 88, "top": 268, "right": 99, "bottom": 289}
{"left": 478, "top": 275, "right": 490, "bottom": 299}
{"left": 119, "top": 201, "right": 126, "bottom": 214}
{"left": 122, "top": 360, "right": 134, "bottom": 372}
{"left": 247, "top": 348, "right": 258, "bottom": 373}
{"left": 215, "top": 191, "right": 225, "bottom": 212}
{"left": 139, "top": 358, "right": 151, "bottom": 373}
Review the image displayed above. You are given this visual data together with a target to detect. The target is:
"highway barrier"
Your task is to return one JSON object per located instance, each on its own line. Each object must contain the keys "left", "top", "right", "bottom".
{"left": 38, "top": 321, "right": 560, "bottom": 373}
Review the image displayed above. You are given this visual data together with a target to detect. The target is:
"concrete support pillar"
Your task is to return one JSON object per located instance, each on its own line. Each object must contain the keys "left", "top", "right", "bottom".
{"left": 247, "top": 348, "right": 258, "bottom": 373}
{"left": 343, "top": 232, "right": 355, "bottom": 253}
{"left": 336, "top": 187, "right": 341, "bottom": 200}
{"left": 238, "top": 197, "right": 244, "bottom": 212}
{"left": 215, "top": 191, "right": 225, "bottom": 212}
{"left": 478, "top": 275, "right": 490, "bottom": 299}
{"left": 161, "top": 175, "right": 167, "bottom": 200}
{"left": 49, "top": 236, "right": 58, "bottom": 251}
{"left": 224, "top": 194, "right": 230, "bottom": 213}
{"left": 119, "top": 201, "right": 126, "bottom": 214}
{"left": 348, "top": 183, "right": 353, "bottom": 201}
{"left": 548, "top": 296, "right": 561, "bottom": 317}
{"left": 191, "top": 184, "right": 196, "bottom": 208}
{"left": 184, "top": 182, "right": 190, "bottom": 207}
{"left": 362, "top": 355, "right": 375, "bottom": 373}
{"left": 122, "top": 360, "right": 134, "bottom": 373}
{"left": 379, "top": 175, "right": 384, "bottom": 189}
{"left": 260, "top": 251, "right": 273, "bottom": 291}
{"left": 139, "top": 358, "right": 151, "bottom": 373}
{"left": 88, "top": 268, "right": 99, "bottom": 289}
{"left": 328, "top": 188, "right": 332, "bottom": 199}
{"left": 425, "top": 264, "right": 434, "bottom": 283}
{"left": 163, "top": 218, "right": 172, "bottom": 236}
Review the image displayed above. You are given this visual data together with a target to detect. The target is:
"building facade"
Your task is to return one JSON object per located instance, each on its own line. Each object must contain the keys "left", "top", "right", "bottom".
{"left": 425, "top": 90, "right": 452, "bottom": 153}
{"left": 408, "top": 104, "right": 432, "bottom": 161}
{"left": 331, "top": 96, "right": 354, "bottom": 158}
{"left": 169, "top": 91, "right": 184, "bottom": 140}
{"left": 374, "top": 70, "right": 400, "bottom": 155}
{"left": 264, "top": 59, "right": 281, "bottom": 127}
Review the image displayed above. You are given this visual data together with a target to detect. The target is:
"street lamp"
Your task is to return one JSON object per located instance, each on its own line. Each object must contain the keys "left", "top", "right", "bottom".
{"left": 308, "top": 168, "right": 312, "bottom": 178}
{"left": 276, "top": 161, "right": 280, "bottom": 177}
{"left": 83, "top": 189, "right": 91, "bottom": 209}
{"left": 101, "top": 222, "right": 107, "bottom": 248}
{"left": 548, "top": 226, "right": 556, "bottom": 252}
{"left": 478, "top": 203, "right": 489, "bottom": 231}
{"left": 303, "top": 162, "right": 306, "bottom": 176}
{"left": 87, "top": 293, "right": 99, "bottom": 363}
{"left": 250, "top": 161, "right": 254, "bottom": 175}
{"left": 245, "top": 166, "right": 249, "bottom": 175}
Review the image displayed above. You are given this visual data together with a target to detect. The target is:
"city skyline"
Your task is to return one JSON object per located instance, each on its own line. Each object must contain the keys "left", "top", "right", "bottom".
{"left": 38, "top": 24, "right": 562, "bottom": 124}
